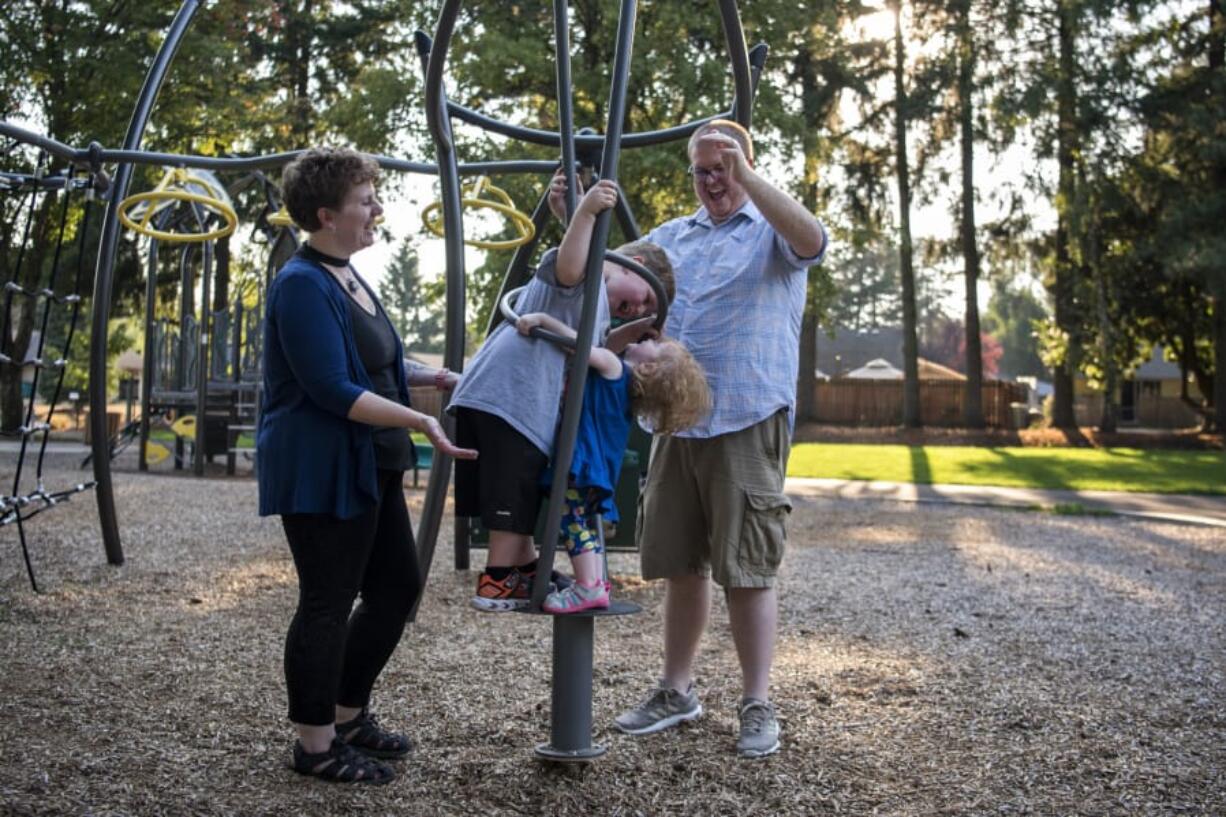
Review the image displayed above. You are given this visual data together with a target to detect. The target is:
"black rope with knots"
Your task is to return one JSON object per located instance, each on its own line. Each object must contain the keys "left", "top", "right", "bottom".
{"left": 2, "top": 157, "right": 101, "bottom": 591}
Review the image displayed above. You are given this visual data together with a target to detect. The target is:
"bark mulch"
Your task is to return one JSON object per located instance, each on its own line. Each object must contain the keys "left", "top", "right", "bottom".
{"left": 1, "top": 465, "right": 1223, "bottom": 816}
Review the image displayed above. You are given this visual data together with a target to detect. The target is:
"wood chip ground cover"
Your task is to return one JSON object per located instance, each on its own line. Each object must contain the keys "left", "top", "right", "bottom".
{"left": 1, "top": 463, "right": 1223, "bottom": 816}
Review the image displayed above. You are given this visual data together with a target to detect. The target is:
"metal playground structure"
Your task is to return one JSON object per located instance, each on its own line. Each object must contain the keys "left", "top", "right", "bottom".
{"left": 1, "top": 0, "right": 765, "bottom": 761}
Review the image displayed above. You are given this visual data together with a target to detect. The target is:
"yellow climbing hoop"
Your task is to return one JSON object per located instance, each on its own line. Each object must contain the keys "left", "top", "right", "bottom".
{"left": 421, "top": 176, "right": 535, "bottom": 251}
{"left": 119, "top": 167, "right": 238, "bottom": 243}
{"left": 268, "top": 205, "right": 296, "bottom": 229}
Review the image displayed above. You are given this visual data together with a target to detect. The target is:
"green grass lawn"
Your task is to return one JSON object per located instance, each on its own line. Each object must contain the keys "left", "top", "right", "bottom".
{"left": 788, "top": 443, "right": 1226, "bottom": 495}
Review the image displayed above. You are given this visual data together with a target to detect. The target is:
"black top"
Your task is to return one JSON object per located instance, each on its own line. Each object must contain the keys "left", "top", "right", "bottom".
{"left": 347, "top": 294, "right": 416, "bottom": 471}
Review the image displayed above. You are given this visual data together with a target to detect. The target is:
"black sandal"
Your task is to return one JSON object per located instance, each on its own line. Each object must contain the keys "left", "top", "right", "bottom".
{"left": 336, "top": 708, "right": 414, "bottom": 759}
{"left": 292, "top": 737, "right": 395, "bottom": 785}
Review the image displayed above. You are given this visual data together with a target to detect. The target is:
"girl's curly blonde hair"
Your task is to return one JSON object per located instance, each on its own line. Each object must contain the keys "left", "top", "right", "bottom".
{"left": 629, "top": 339, "right": 711, "bottom": 435}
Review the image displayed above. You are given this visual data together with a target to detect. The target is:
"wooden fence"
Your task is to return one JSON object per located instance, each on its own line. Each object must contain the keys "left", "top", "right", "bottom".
{"left": 812, "top": 379, "right": 1027, "bottom": 427}
{"left": 409, "top": 386, "right": 445, "bottom": 420}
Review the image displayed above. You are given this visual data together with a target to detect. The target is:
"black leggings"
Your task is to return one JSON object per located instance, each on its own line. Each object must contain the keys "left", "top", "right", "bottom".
{"left": 281, "top": 469, "right": 420, "bottom": 726}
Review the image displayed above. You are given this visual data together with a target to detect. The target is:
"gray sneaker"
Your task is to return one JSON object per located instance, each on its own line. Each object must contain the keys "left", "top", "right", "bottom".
{"left": 736, "top": 698, "right": 780, "bottom": 759}
{"left": 614, "top": 682, "right": 703, "bottom": 735}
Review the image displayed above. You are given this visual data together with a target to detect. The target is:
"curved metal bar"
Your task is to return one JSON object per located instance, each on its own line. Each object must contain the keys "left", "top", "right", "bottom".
{"left": 498, "top": 287, "right": 576, "bottom": 349}
{"left": 717, "top": 0, "right": 753, "bottom": 128}
{"left": 424, "top": 2, "right": 460, "bottom": 154}
{"left": 411, "top": 0, "right": 465, "bottom": 622}
{"left": 442, "top": 101, "right": 734, "bottom": 150}
{"left": 531, "top": 0, "right": 639, "bottom": 611}
{"left": 411, "top": 28, "right": 748, "bottom": 153}
{"left": 89, "top": 0, "right": 203, "bottom": 565}
{"left": 613, "top": 187, "right": 641, "bottom": 240}
{"left": 0, "top": 123, "right": 559, "bottom": 176}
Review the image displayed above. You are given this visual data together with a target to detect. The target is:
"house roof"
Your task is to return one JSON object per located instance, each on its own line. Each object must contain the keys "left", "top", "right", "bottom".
{"left": 844, "top": 358, "right": 902, "bottom": 379}
{"left": 841, "top": 357, "right": 967, "bottom": 381}
{"left": 917, "top": 358, "right": 966, "bottom": 381}
{"left": 816, "top": 327, "right": 904, "bottom": 376}
{"left": 1135, "top": 345, "right": 1181, "bottom": 380}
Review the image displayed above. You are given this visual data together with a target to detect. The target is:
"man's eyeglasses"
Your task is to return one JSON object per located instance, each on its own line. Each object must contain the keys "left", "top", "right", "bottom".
{"left": 687, "top": 165, "right": 726, "bottom": 183}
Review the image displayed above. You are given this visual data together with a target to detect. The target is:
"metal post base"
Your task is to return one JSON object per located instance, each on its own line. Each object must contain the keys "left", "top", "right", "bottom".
{"left": 534, "top": 741, "right": 608, "bottom": 762}
{"left": 519, "top": 600, "right": 640, "bottom": 763}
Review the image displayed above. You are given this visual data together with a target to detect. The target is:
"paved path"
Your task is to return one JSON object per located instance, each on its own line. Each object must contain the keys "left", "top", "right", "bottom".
{"left": 0, "top": 441, "right": 89, "bottom": 456}
{"left": 7, "top": 441, "right": 1222, "bottom": 527}
{"left": 785, "top": 477, "right": 1226, "bottom": 527}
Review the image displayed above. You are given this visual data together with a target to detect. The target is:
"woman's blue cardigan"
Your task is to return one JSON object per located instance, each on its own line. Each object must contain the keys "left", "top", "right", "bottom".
{"left": 256, "top": 254, "right": 411, "bottom": 519}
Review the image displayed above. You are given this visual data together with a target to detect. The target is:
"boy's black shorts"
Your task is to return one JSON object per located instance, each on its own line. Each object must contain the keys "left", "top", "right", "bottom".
{"left": 453, "top": 407, "right": 548, "bottom": 535}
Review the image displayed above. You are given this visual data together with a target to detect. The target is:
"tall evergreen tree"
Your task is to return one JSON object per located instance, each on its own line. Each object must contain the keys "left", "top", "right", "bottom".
{"left": 983, "top": 278, "right": 1049, "bottom": 379}
{"left": 379, "top": 237, "right": 443, "bottom": 355}
{"left": 953, "top": 0, "right": 985, "bottom": 426}
{"left": 890, "top": 0, "right": 922, "bottom": 427}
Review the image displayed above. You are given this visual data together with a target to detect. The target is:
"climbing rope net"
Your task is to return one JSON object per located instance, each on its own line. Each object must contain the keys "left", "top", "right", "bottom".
{"left": 1, "top": 148, "right": 105, "bottom": 591}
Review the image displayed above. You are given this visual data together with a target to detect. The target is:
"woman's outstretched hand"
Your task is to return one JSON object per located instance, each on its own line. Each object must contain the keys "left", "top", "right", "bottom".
{"left": 417, "top": 415, "right": 478, "bottom": 460}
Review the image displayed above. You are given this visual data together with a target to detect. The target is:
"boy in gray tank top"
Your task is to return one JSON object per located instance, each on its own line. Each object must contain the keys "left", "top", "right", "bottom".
{"left": 447, "top": 180, "right": 674, "bottom": 611}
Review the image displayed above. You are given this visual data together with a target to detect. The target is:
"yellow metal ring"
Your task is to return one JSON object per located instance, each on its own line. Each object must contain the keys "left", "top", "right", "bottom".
{"left": 421, "top": 178, "right": 535, "bottom": 251}
{"left": 268, "top": 206, "right": 295, "bottom": 228}
{"left": 119, "top": 168, "right": 238, "bottom": 243}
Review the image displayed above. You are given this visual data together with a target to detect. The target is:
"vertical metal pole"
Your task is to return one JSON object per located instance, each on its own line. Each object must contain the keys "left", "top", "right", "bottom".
{"left": 89, "top": 0, "right": 203, "bottom": 565}
{"left": 228, "top": 296, "right": 242, "bottom": 475}
{"left": 412, "top": 0, "right": 465, "bottom": 621}
{"left": 554, "top": 0, "right": 578, "bottom": 223}
{"left": 530, "top": 0, "right": 638, "bottom": 608}
{"left": 716, "top": 0, "right": 754, "bottom": 128}
{"left": 139, "top": 235, "right": 160, "bottom": 471}
{"left": 545, "top": 617, "right": 602, "bottom": 757}
{"left": 194, "top": 228, "right": 212, "bottom": 476}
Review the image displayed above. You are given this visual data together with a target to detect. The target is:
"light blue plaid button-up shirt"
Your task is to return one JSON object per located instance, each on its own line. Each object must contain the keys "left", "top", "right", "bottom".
{"left": 644, "top": 199, "right": 826, "bottom": 439}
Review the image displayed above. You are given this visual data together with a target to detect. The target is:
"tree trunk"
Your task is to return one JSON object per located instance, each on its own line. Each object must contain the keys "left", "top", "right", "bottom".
{"left": 1, "top": 190, "right": 59, "bottom": 432}
{"left": 1214, "top": 295, "right": 1226, "bottom": 433}
{"left": 957, "top": 0, "right": 984, "bottom": 428}
{"left": 1090, "top": 193, "right": 1117, "bottom": 432}
{"left": 794, "top": 40, "right": 822, "bottom": 424}
{"left": 893, "top": 2, "right": 921, "bottom": 428}
{"left": 1211, "top": 0, "right": 1225, "bottom": 431}
{"left": 1050, "top": 0, "right": 1079, "bottom": 429}
{"left": 797, "top": 312, "right": 818, "bottom": 421}
{"left": 212, "top": 234, "right": 230, "bottom": 312}
{"left": 287, "top": 0, "right": 314, "bottom": 145}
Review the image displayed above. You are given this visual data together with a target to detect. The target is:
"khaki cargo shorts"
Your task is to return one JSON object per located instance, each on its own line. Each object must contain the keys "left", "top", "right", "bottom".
{"left": 636, "top": 411, "right": 793, "bottom": 588}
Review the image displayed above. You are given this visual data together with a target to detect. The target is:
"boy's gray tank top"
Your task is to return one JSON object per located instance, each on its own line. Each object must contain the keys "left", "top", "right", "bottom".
{"left": 447, "top": 248, "right": 610, "bottom": 456}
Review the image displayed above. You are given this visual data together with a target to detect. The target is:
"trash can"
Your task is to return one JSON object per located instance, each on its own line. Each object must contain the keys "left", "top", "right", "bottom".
{"left": 83, "top": 410, "right": 121, "bottom": 444}
{"left": 1009, "top": 402, "right": 1030, "bottom": 429}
